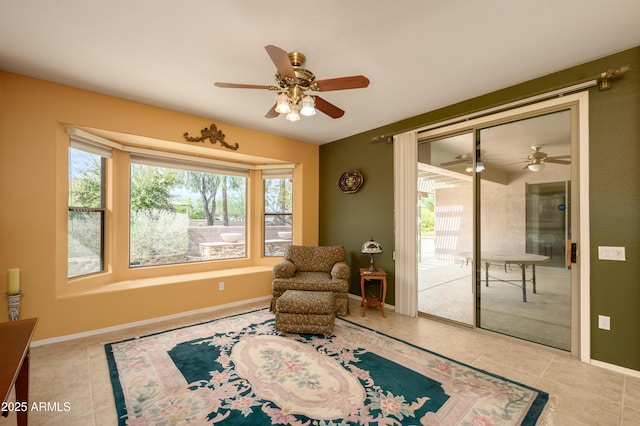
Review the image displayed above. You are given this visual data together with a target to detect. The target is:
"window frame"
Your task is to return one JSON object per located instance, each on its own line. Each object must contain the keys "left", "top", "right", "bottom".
{"left": 65, "top": 128, "right": 297, "bottom": 283}
{"left": 68, "top": 139, "right": 110, "bottom": 278}
{"left": 262, "top": 169, "right": 294, "bottom": 257}
{"left": 128, "top": 154, "right": 249, "bottom": 267}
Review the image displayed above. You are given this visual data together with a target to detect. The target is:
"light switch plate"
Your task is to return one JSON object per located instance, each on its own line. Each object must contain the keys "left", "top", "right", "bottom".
{"left": 598, "top": 246, "right": 626, "bottom": 261}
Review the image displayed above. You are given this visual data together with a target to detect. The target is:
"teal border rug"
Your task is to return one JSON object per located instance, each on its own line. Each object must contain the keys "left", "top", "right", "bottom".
{"left": 105, "top": 309, "right": 549, "bottom": 425}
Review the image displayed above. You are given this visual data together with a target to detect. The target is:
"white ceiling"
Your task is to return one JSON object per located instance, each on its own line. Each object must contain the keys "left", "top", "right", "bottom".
{"left": 1, "top": 0, "right": 639, "bottom": 145}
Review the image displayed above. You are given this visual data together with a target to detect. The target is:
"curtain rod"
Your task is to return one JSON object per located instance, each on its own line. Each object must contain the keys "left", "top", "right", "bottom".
{"left": 372, "top": 64, "right": 630, "bottom": 142}
{"left": 414, "top": 80, "right": 597, "bottom": 138}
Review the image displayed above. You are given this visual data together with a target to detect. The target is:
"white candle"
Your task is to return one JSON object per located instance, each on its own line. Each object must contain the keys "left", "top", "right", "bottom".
{"left": 7, "top": 268, "right": 20, "bottom": 294}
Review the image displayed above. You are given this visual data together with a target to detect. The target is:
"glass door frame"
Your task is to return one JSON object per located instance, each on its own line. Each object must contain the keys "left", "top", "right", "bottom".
{"left": 411, "top": 91, "right": 590, "bottom": 358}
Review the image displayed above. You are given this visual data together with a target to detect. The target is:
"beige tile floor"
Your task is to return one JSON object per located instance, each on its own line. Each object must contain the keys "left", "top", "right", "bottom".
{"left": 418, "top": 263, "right": 573, "bottom": 350}
{"left": 2, "top": 297, "right": 639, "bottom": 425}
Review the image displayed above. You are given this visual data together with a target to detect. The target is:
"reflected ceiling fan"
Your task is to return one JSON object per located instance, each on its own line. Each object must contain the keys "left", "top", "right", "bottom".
{"left": 440, "top": 150, "right": 487, "bottom": 172}
{"left": 215, "top": 45, "right": 370, "bottom": 121}
{"left": 522, "top": 146, "right": 571, "bottom": 172}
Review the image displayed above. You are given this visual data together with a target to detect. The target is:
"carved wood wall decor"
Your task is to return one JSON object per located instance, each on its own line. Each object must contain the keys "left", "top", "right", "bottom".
{"left": 183, "top": 123, "right": 239, "bottom": 151}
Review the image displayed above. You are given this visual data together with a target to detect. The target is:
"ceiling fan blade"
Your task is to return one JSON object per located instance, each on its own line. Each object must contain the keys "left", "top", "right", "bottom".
{"left": 440, "top": 151, "right": 479, "bottom": 167}
{"left": 215, "top": 82, "right": 273, "bottom": 90}
{"left": 545, "top": 158, "right": 571, "bottom": 165}
{"left": 265, "top": 104, "right": 279, "bottom": 118}
{"left": 314, "top": 96, "right": 345, "bottom": 118}
{"left": 503, "top": 160, "right": 527, "bottom": 166}
{"left": 265, "top": 45, "right": 296, "bottom": 79}
{"left": 547, "top": 154, "right": 571, "bottom": 160}
{"left": 313, "top": 75, "right": 370, "bottom": 91}
{"left": 440, "top": 159, "right": 467, "bottom": 167}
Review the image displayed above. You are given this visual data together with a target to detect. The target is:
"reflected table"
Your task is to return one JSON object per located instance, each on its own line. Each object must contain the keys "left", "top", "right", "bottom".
{"left": 461, "top": 252, "right": 550, "bottom": 302}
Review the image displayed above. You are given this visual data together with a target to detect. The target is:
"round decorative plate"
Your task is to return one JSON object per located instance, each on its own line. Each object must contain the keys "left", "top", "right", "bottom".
{"left": 338, "top": 169, "right": 363, "bottom": 193}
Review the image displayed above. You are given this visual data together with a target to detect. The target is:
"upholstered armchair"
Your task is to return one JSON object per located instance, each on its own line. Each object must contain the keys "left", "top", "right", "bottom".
{"left": 271, "top": 245, "right": 350, "bottom": 316}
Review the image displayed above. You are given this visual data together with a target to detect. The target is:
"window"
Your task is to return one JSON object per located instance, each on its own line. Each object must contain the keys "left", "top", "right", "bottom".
{"left": 129, "top": 155, "right": 248, "bottom": 267}
{"left": 68, "top": 140, "right": 110, "bottom": 278}
{"left": 263, "top": 170, "right": 293, "bottom": 256}
{"left": 66, "top": 128, "right": 296, "bottom": 281}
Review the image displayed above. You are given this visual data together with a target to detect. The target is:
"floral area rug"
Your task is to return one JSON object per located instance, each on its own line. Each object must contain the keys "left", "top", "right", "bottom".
{"left": 105, "top": 308, "right": 549, "bottom": 425}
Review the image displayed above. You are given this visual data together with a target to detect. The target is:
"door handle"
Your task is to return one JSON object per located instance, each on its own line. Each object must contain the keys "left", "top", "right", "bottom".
{"left": 566, "top": 240, "right": 577, "bottom": 266}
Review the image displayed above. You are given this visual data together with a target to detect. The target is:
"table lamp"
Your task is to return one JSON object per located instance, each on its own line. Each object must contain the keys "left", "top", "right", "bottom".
{"left": 361, "top": 239, "right": 383, "bottom": 272}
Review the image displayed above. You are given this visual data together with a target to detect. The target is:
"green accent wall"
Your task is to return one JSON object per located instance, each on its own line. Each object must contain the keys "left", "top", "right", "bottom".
{"left": 320, "top": 46, "right": 640, "bottom": 372}
{"left": 319, "top": 135, "right": 395, "bottom": 299}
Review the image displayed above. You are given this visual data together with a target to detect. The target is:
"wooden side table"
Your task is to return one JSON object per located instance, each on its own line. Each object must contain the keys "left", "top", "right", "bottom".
{"left": 360, "top": 268, "right": 387, "bottom": 317}
{"left": 1, "top": 317, "right": 38, "bottom": 425}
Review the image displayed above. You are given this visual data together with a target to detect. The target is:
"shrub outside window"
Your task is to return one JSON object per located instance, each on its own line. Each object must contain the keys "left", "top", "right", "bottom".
{"left": 129, "top": 156, "right": 247, "bottom": 267}
{"left": 264, "top": 170, "right": 293, "bottom": 256}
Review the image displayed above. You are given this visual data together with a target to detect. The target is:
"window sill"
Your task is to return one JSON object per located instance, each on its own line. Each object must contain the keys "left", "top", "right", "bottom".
{"left": 57, "top": 265, "right": 273, "bottom": 299}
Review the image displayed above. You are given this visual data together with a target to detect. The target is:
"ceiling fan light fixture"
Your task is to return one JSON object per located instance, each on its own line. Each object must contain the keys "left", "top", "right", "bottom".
{"left": 275, "top": 93, "right": 291, "bottom": 114}
{"left": 300, "top": 95, "right": 316, "bottom": 116}
{"left": 475, "top": 161, "right": 485, "bottom": 172}
{"left": 286, "top": 103, "right": 301, "bottom": 121}
{"left": 465, "top": 163, "right": 473, "bottom": 173}
{"left": 216, "top": 45, "right": 368, "bottom": 121}
{"left": 528, "top": 163, "right": 545, "bottom": 172}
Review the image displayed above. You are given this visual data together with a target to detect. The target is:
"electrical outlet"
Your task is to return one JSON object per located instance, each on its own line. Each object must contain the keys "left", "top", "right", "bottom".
{"left": 218, "top": 281, "right": 224, "bottom": 291}
{"left": 598, "top": 315, "right": 610, "bottom": 330}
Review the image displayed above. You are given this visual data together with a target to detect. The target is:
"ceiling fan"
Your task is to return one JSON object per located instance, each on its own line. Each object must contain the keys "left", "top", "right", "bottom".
{"left": 214, "top": 45, "right": 370, "bottom": 121}
{"left": 440, "top": 150, "right": 487, "bottom": 172}
{"left": 440, "top": 152, "right": 475, "bottom": 167}
{"left": 523, "top": 146, "right": 571, "bottom": 171}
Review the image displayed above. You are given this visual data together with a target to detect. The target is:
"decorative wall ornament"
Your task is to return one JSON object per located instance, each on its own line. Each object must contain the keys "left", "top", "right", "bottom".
{"left": 338, "top": 169, "right": 363, "bottom": 193}
{"left": 183, "top": 123, "right": 239, "bottom": 151}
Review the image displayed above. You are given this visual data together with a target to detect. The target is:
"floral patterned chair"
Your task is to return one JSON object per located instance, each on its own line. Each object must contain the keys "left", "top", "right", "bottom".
{"left": 271, "top": 245, "right": 350, "bottom": 316}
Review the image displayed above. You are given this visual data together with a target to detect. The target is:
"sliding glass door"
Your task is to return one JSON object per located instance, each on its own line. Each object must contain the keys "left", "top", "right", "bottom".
{"left": 417, "top": 107, "right": 577, "bottom": 351}
{"left": 476, "top": 112, "right": 573, "bottom": 350}
{"left": 417, "top": 132, "right": 474, "bottom": 325}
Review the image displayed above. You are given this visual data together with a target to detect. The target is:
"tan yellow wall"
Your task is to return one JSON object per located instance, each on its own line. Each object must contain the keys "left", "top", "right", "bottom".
{"left": 0, "top": 71, "right": 319, "bottom": 340}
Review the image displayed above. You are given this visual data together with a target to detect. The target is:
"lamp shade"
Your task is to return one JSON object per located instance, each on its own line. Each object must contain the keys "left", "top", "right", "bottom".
{"left": 300, "top": 95, "right": 316, "bottom": 116}
{"left": 361, "top": 239, "right": 383, "bottom": 254}
{"left": 286, "top": 103, "right": 301, "bottom": 121}
{"left": 275, "top": 93, "right": 291, "bottom": 113}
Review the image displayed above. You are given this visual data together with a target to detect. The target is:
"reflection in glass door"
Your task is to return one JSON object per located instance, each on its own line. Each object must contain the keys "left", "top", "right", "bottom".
{"left": 526, "top": 181, "right": 570, "bottom": 269}
{"left": 417, "top": 132, "right": 474, "bottom": 325}
{"left": 413, "top": 101, "right": 583, "bottom": 353}
{"left": 477, "top": 112, "right": 573, "bottom": 350}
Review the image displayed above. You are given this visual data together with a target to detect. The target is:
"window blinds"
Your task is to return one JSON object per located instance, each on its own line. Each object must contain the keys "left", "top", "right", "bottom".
{"left": 67, "top": 128, "right": 294, "bottom": 177}
{"left": 69, "top": 137, "right": 113, "bottom": 158}
{"left": 261, "top": 167, "right": 294, "bottom": 179}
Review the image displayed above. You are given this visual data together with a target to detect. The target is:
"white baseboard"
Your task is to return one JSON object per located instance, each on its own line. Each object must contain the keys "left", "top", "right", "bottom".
{"left": 31, "top": 295, "right": 271, "bottom": 347}
{"left": 590, "top": 359, "right": 640, "bottom": 378}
